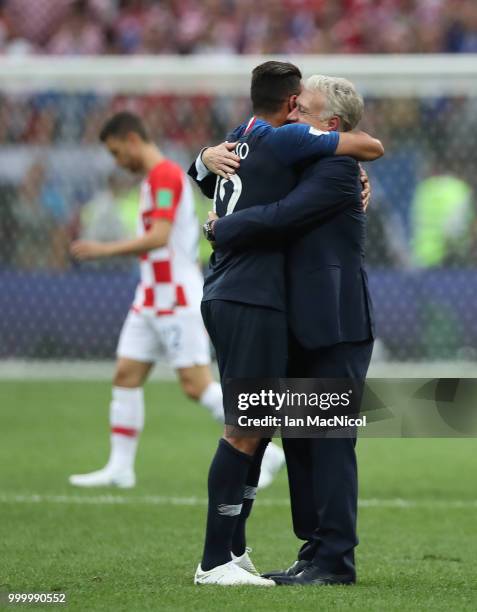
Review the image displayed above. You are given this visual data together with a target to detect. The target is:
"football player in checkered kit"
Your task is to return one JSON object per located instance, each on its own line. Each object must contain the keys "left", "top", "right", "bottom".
{"left": 69, "top": 112, "right": 285, "bottom": 489}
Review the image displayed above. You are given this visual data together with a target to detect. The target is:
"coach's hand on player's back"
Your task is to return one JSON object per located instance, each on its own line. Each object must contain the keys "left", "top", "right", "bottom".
{"left": 202, "top": 142, "right": 240, "bottom": 179}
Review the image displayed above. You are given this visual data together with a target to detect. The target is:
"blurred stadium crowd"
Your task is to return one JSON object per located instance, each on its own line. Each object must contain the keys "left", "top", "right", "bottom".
{"left": 1, "top": 0, "right": 477, "bottom": 56}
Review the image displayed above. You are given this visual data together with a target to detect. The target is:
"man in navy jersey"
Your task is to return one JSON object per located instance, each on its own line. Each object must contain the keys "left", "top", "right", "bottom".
{"left": 189, "top": 62, "right": 383, "bottom": 586}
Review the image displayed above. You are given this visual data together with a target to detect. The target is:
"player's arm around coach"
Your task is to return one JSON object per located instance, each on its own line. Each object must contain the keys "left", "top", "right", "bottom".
{"left": 191, "top": 106, "right": 382, "bottom": 200}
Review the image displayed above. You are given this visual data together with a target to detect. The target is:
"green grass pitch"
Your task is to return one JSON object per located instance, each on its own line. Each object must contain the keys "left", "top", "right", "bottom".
{"left": 1, "top": 381, "right": 476, "bottom": 611}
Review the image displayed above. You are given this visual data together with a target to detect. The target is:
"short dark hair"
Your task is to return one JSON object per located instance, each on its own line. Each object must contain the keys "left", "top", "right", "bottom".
{"left": 99, "top": 111, "right": 150, "bottom": 143}
{"left": 250, "top": 61, "right": 302, "bottom": 114}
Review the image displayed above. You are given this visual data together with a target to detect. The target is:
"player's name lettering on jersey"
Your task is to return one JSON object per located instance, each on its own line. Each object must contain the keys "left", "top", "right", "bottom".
{"left": 235, "top": 142, "right": 250, "bottom": 160}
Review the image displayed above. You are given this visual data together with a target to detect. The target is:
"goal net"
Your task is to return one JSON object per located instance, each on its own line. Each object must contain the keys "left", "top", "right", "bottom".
{"left": 1, "top": 55, "right": 476, "bottom": 365}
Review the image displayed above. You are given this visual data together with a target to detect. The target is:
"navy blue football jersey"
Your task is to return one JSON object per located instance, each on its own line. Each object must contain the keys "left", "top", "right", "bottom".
{"left": 201, "top": 117, "right": 339, "bottom": 311}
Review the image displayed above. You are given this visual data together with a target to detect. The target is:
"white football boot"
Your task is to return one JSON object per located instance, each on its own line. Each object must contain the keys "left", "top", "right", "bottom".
{"left": 69, "top": 466, "right": 135, "bottom": 489}
{"left": 258, "top": 442, "right": 285, "bottom": 489}
{"left": 232, "top": 547, "right": 259, "bottom": 576}
{"left": 194, "top": 560, "right": 274, "bottom": 586}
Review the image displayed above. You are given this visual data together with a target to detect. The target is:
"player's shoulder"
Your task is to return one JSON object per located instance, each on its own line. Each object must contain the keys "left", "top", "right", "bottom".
{"left": 148, "top": 159, "right": 184, "bottom": 184}
{"left": 227, "top": 122, "right": 247, "bottom": 141}
{"left": 262, "top": 122, "right": 315, "bottom": 146}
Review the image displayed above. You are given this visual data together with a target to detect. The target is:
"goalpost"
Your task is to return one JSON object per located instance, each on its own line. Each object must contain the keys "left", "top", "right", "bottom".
{"left": 0, "top": 54, "right": 476, "bottom": 377}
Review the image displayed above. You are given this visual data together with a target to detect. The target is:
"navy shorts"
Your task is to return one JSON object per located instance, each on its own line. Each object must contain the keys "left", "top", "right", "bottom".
{"left": 201, "top": 299, "right": 288, "bottom": 381}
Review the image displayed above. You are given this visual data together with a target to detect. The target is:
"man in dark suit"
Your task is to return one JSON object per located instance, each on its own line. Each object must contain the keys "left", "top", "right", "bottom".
{"left": 203, "top": 74, "right": 376, "bottom": 585}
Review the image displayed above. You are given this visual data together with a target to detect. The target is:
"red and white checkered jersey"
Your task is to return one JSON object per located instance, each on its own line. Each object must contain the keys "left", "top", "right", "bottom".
{"left": 132, "top": 159, "right": 203, "bottom": 316}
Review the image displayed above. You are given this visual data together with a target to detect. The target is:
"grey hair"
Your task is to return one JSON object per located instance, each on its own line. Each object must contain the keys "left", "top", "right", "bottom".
{"left": 306, "top": 75, "right": 364, "bottom": 131}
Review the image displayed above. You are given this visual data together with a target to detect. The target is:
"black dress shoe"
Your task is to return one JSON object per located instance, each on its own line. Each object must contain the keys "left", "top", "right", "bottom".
{"left": 272, "top": 564, "right": 356, "bottom": 586}
{"left": 261, "top": 559, "right": 310, "bottom": 579}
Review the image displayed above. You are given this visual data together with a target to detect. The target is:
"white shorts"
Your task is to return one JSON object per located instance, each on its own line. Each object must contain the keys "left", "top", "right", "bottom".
{"left": 117, "top": 309, "right": 211, "bottom": 369}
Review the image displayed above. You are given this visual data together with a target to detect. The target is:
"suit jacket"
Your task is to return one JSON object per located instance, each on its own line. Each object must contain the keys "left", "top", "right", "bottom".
{"left": 213, "top": 156, "right": 375, "bottom": 349}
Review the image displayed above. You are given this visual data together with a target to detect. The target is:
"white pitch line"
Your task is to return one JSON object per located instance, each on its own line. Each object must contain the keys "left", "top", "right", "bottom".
{"left": 0, "top": 493, "right": 476, "bottom": 509}
{"left": 2, "top": 359, "right": 477, "bottom": 380}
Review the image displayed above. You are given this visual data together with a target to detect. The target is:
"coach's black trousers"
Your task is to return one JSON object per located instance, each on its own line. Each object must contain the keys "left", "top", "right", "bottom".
{"left": 283, "top": 337, "right": 374, "bottom": 578}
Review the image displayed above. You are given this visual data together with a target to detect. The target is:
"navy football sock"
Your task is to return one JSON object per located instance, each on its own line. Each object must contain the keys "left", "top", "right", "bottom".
{"left": 201, "top": 438, "right": 253, "bottom": 571}
{"left": 231, "top": 438, "right": 269, "bottom": 557}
